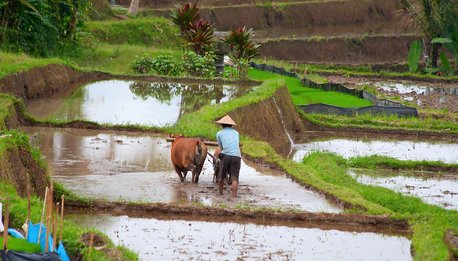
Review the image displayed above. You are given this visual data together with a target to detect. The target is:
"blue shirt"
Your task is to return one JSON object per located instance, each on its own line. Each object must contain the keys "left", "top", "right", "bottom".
{"left": 216, "top": 127, "right": 241, "bottom": 158}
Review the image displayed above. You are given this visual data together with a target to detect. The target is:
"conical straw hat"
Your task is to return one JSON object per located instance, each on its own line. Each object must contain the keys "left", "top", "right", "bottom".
{"left": 215, "top": 115, "right": 237, "bottom": 126}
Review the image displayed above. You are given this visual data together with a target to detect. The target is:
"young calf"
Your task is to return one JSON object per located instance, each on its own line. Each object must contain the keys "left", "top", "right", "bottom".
{"left": 170, "top": 137, "right": 208, "bottom": 183}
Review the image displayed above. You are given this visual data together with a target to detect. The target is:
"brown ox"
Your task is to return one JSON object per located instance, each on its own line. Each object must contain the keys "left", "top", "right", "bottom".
{"left": 171, "top": 137, "right": 208, "bottom": 183}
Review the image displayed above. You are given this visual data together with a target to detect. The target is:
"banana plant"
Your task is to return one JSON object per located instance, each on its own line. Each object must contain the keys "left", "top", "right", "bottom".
{"left": 408, "top": 40, "right": 422, "bottom": 72}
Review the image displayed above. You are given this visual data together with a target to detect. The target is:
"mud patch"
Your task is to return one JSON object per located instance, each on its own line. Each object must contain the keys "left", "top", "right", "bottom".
{"left": 26, "top": 80, "right": 251, "bottom": 127}
{"left": 292, "top": 138, "right": 458, "bottom": 164}
{"left": 24, "top": 127, "right": 340, "bottom": 212}
{"left": 349, "top": 169, "right": 458, "bottom": 211}
{"left": 68, "top": 212, "right": 412, "bottom": 260}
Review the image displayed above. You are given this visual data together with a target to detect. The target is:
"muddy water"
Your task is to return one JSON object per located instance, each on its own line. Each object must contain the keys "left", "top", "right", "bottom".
{"left": 69, "top": 213, "right": 412, "bottom": 260}
{"left": 26, "top": 80, "right": 251, "bottom": 127}
{"left": 349, "top": 169, "right": 458, "bottom": 211}
{"left": 25, "top": 127, "right": 341, "bottom": 212}
{"left": 291, "top": 138, "right": 458, "bottom": 163}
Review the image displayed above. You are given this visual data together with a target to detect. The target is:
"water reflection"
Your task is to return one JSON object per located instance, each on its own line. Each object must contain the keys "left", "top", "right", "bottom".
{"left": 26, "top": 80, "right": 251, "bottom": 127}
{"left": 292, "top": 139, "right": 458, "bottom": 163}
{"left": 69, "top": 213, "right": 412, "bottom": 261}
{"left": 349, "top": 169, "right": 458, "bottom": 211}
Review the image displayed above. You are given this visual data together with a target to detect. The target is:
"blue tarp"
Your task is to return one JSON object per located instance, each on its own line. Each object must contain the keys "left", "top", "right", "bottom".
{"left": 26, "top": 222, "right": 69, "bottom": 261}
{"left": 8, "top": 228, "right": 25, "bottom": 239}
{"left": 56, "top": 242, "right": 70, "bottom": 261}
{"left": 26, "top": 222, "right": 54, "bottom": 253}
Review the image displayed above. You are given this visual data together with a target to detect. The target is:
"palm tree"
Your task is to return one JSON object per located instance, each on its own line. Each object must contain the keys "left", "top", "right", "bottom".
{"left": 404, "top": 0, "right": 458, "bottom": 67}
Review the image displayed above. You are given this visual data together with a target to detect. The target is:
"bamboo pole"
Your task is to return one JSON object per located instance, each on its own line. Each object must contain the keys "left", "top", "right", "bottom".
{"left": 45, "top": 182, "right": 54, "bottom": 252}
{"left": 38, "top": 187, "right": 49, "bottom": 244}
{"left": 44, "top": 188, "right": 51, "bottom": 252}
{"left": 166, "top": 138, "right": 219, "bottom": 146}
{"left": 59, "top": 195, "right": 65, "bottom": 243}
{"left": 52, "top": 205, "right": 57, "bottom": 251}
{"left": 2, "top": 201, "right": 9, "bottom": 250}
{"left": 88, "top": 233, "right": 95, "bottom": 261}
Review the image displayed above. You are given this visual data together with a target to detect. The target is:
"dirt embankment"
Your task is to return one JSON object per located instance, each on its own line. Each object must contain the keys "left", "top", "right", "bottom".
{"left": 227, "top": 87, "right": 306, "bottom": 156}
{"left": 0, "top": 144, "right": 48, "bottom": 198}
{"left": 0, "top": 64, "right": 108, "bottom": 101}
{"left": 147, "top": 0, "right": 410, "bottom": 34}
{"left": 117, "top": 0, "right": 302, "bottom": 8}
{"left": 65, "top": 200, "right": 410, "bottom": 234}
{"left": 260, "top": 35, "right": 417, "bottom": 64}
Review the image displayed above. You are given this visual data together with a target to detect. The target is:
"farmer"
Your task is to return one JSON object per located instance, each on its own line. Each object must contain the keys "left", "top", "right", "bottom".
{"left": 215, "top": 115, "right": 241, "bottom": 198}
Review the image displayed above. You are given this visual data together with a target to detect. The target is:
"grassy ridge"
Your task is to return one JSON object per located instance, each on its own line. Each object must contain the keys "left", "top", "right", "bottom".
{"left": 303, "top": 111, "right": 458, "bottom": 134}
{"left": 348, "top": 155, "right": 458, "bottom": 171}
{"left": 248, "top": 69, "right": 372, "bottom": 108}
{"left": 0, "top": 52, "right": 69, "bottom": 79}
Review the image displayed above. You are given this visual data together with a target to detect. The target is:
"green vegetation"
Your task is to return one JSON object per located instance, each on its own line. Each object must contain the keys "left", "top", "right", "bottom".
{"left": 0, "top": 52, "right": 69, "bottom": 79}
{"left": 86, "top": 17, "right": 180, "bottom": 47}
{"left": 0, "top": 0, "right": 90, "bottom": 57}
{"left": 223, "top": 27, "right": 260, "bottom": 79}
{"left": 0, "top": 237, "right": 41, "bottom": 253}
{"left": 348, "top": 155, "right": 458, "bottom": 171}
{"left": 248, "top": 69, "right": 371, "bottom": 108}
{"left": 303, "top": 111, "right": 458, "bottom": 134}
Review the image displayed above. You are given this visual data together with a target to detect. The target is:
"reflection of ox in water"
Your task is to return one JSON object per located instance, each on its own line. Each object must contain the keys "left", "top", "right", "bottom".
{"left": 170, "top": 136, "right": 208, "bottom": 183}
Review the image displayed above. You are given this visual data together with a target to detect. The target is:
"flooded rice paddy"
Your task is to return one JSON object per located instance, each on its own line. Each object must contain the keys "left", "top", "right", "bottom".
{"left": 25, "top": 127, "right": 341, "bottom": 212}
{"left": 291, "top": 138, "right": 458, "bottom": 163}
{"left": 372, "top": 82, "right": 458, "bottom": 112}
{"left": 349, "top": 169, "right": 458, "bottom": 211}
{"left": 26, "top": 80, "right": 251, "bottom": 127}
{"left": 69, "top": 212, "right": 412, "bottom": 261}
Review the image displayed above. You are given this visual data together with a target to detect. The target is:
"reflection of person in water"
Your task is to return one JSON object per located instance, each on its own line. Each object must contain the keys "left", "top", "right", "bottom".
{"left": 215, "top": 115, "right": 241, "bottom": 198}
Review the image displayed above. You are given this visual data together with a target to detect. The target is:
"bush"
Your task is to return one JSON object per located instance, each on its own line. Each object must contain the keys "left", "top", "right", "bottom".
{"left": 130, "top": 54, "right": 182, "bottom": 76}
{"left": 183, "top": 51, "right": 216, "bottom": 77}
{"left": 130, "top": 53, "right": 155, "bottom": 74}
{"left": 151, "top": 54, "right": 182, "bottom": 76}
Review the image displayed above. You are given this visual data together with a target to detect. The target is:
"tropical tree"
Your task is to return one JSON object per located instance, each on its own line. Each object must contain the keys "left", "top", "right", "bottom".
{"left": 404, "top": 0, "right": 458, "bottom": 67}
{"left": 0, "top": 0, "right": 90, "bottom": 56}
{"left": 170, "top": 2, "right": 200, "bottom": 37}
{"left": 223, "top": 26, "right": 260, "bottom": 78}
{"left": 185, "top": 18, "right": 215, "bottom": 55}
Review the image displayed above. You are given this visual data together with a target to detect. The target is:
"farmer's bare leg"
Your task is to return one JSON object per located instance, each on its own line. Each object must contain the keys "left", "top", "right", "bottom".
{"left": 218, "top": 178, "right": 225, "bottom": 195}
{"left": 231, "top": 180, "right": 238, "bottom": 198}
